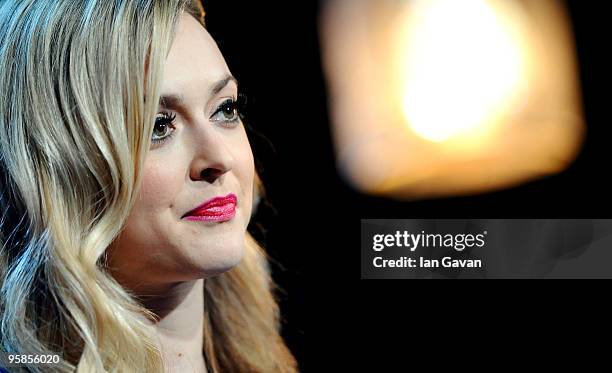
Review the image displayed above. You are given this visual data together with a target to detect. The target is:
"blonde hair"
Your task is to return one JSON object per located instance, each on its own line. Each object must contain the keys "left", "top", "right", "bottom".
{"left": 0, "top": 0, "right": 297, "bottom": 372}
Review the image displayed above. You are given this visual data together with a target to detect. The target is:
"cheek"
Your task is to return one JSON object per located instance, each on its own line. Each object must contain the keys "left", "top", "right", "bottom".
{"left": 119, "top": 156, "right": 185, "bottom": 245}
{"left": 139, "top": 157, "right": 184, "bottom": 212}
{"left": 106, "top": 157, "right": 186, "bottom": 286}
{"left": 235, "top": 133, "right": 256, "bottom": 218}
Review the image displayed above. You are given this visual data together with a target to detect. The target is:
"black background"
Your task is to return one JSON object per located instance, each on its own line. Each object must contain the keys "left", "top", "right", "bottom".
{"left": 203, "top": 1, "right": 610, "bottom": 371}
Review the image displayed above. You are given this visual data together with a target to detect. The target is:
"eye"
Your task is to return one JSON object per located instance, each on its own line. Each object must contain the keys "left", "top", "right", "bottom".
{"left": 151, "top": 112, "right": 177, "bottom": 145}
{"left": 210, "top": 96, "right": 245, "bottom": 126}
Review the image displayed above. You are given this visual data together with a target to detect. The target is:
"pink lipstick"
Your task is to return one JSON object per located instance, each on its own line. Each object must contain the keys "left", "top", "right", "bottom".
{"left": 182, "top": 193, "right": 237, "bottom": 222}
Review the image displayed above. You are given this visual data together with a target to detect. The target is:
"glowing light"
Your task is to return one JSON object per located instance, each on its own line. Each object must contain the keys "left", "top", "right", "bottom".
{"left": 320, "top": 0, "right": 584, "bottom": 199}
{"left": 400, "top": 0, "right": 529, "bottom": 143}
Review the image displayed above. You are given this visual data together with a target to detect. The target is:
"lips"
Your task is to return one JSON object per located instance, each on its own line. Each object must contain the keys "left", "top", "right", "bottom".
{"left": 182, "top": 193, "right": 237, "bottom": 222}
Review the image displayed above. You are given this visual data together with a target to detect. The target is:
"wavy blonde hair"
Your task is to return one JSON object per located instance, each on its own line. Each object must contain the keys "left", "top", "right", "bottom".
{"left": 0, "top": 0, "right": 297, "bottom": 372}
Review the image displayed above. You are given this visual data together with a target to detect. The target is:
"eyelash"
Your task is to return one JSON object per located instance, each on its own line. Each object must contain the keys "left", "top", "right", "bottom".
{"left": 151, "top": 112, "right": 177, "bottom": 145}
{"left": 150, "top": 94, "right": 247, "bottom": 146}
{"left": 211, "top": 94, "right": 247, "bottom": 127}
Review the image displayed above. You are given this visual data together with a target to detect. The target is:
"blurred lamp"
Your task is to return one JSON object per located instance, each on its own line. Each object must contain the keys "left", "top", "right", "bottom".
{"left": 320, "top": 0, "right": 585, "bottom": 199}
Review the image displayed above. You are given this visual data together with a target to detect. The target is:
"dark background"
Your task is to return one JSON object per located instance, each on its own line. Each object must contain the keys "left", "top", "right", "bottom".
{"left": 204, "top": 1, "right": 609, "bottom": 371}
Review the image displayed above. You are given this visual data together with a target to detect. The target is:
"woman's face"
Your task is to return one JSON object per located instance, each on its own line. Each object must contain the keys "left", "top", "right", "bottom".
{"left": 107, "top": 13, "right": 254, "bottom": 292}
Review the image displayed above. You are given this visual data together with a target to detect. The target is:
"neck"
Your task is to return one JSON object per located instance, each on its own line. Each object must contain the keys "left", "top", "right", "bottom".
{"left": 139, "top": 279, "right": 207, "bottom": 373}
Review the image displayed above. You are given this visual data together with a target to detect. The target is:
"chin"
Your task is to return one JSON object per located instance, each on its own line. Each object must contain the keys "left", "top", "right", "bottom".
{"left": 195, "top": 234, "right": 246, "bottom": 277}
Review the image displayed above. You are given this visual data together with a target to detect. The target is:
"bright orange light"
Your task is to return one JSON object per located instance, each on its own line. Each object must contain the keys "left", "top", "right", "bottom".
{"left": 320, "top": 0, "right": 585, "bottom": 199}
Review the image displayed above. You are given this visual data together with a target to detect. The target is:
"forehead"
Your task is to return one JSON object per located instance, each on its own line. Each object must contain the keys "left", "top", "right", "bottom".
{"left": 161, "top": 13, "right": 231, "bottom": 96}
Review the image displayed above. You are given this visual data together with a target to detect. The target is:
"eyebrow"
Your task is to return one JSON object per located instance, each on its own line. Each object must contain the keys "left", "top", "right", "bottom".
{"left": 158, "top": 75, "right": 238, "bottom": 109}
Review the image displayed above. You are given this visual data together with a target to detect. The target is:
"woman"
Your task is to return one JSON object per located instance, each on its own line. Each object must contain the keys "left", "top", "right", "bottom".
{"left": 0, "top": 0, "right": 297, "bottom": 372}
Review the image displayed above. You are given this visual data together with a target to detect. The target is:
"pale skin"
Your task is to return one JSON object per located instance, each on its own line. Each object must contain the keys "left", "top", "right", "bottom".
{"left": 106, "top": 13, "right": 255, "bottom": 372}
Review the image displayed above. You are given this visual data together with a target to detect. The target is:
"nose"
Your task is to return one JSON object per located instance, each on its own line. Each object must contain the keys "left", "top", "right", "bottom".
{"left": 189, "top": 129, "right": 234, "bottom": 184}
